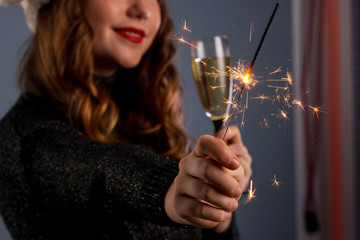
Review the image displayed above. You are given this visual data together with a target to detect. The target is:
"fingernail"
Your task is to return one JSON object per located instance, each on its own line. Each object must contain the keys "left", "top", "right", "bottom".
{"left": 231, "top": 158, "right": 240, "bottom": 168}
{"left": 234, "top": 186, "right": 242, "bottom": 197}
{"left": 232, "top": 200, "right": 238, "bottom": 210}
{"left": 225, "top": 212, "right": 232, "bottom": 219}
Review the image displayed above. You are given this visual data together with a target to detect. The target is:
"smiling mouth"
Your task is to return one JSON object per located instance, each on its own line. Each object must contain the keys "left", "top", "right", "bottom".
{"left": 114, "top": 27, "right": 145, "bottom": 44}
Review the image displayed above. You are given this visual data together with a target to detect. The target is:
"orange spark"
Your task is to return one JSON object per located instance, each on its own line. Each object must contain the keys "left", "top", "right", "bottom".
{"left": 272, "top": 110, "right": 289, "bottom": 120}
{"left": 308, "top": 105, "right": 323, "bottom": 120}
{"left": 286, "top": 70, "right": 293, "bottom": 85}
{"left": 182, "top": 20, "right": 192, "bottom": 32}
{"left": 223, "top": 113, "right": 231, "bottom": 124}
{"left": 226, "top": 98, "right": 241, "bottom": 112}
{"left": 260, "top": 116, "right": 270, "bottom": 128}
{"left": 292, "top": 100, "right": 305, "bottom": 111}
{"left": 252, "top": 94, "right": 272, "bottom": 103}
{"left": 269, "top": 66, "right": 282, "bottom": 75}
{"left": 270, "top": 174, "right": 282, "bottom": 188}
{"left": 209, "top": 84, "right": 226, "bottom": 90}
{"left": 246, "top": 180, "right": 256, "bottom": 203}
{"left": 272, "top": 94, "right": 282, "bottom": 103}
{"left": 267, "top": 85, "right": 289, "bottom": 91}
{"left": 283, "top": 93, "right": 292, "bottom": 108}
{"left": 280, "top": 110, "right": 289, "bottom": 119}
{"left": 173, "top": 35, "right": 198, "bottom": 49}
{"left": 240, "top": 104, "right": 246, "bottom": 128}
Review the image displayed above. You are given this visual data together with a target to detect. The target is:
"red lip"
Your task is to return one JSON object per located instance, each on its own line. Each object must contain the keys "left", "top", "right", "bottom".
{"left": 114, "top": 27, "right": 145, "bottom": 43}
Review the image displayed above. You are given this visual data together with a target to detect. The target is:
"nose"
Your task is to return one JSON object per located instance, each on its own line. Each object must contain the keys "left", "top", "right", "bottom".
{"left": 127, "top": 0, "right": 152, "bottom": 20}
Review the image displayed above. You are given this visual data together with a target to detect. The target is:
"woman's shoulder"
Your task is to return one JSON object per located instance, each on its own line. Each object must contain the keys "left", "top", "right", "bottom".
{"left": 0, "top": 95, "right": 68, "bottom": 139}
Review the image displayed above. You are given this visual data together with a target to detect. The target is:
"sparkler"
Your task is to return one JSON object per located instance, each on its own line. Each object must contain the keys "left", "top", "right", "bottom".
{"left": 222, "top": 2, "right": 280, "bottom": 140}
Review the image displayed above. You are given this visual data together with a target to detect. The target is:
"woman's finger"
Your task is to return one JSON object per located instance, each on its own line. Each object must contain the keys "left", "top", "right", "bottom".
{"left": 216, "top": 126, "right": 253, "bottom": 188}
{"left": 174, "top": 195, "right": 232, "bottom": 223}
{"left": 192, "top": 135, "right": 239, "bottom": 170}
{"left": 179, "top": 157, "right": 243, "bottom": 198}
{"left": 175, "top": 175, "right": 238, "bottom": 211}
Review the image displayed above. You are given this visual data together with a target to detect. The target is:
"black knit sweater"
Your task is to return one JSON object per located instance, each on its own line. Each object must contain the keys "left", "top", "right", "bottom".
{"left": 0, "top": 96, "right": 239, "bottom": 240}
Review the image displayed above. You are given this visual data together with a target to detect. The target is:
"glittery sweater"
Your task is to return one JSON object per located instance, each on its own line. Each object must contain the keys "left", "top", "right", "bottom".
{"left": 0, "top": 96, "right": 239, "bottom": 240}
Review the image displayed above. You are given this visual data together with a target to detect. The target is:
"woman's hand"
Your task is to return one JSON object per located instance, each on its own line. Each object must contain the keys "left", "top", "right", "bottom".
{"left": 165, "top": 127, "right": 252, "bottom": 232}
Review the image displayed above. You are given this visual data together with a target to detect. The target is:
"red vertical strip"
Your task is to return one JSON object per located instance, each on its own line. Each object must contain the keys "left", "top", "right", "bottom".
{"left": 324, "top": 0, "right": 343, "bottom": 239}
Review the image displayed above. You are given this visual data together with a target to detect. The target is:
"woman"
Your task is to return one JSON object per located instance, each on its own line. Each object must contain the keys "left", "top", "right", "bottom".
{"left": 0, "top": 0, "right": 252, "bottom": 239}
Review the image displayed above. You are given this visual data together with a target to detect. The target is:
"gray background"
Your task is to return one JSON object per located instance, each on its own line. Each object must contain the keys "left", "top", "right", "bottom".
{"left": 0, "top": 0, "right": 293, "bottom": 239}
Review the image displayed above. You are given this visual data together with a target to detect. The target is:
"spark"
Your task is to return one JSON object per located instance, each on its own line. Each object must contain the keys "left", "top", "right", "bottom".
{"left": 272, "top": 93, "right": 282, "bottom": 104}
{"left": 205, "top": 66, "right": 227, "bottom": 81}
{"left": 173, "top": 35, "right": 198, "bottom": 49}
{"left": 283, "top": 93, "right": 292, "bottom": 108}
{"left": 266, "top": 78, "right": 286, "bottom": 82}
{"left": 285, "top": 71, "right": 293, "bottom": 85}
{"left": 280, "top": 110, "right": 289, "bottom": 119}
{"left": 249, "top": 20, "right": 255, "bottom": 43}
{"left": 272, "top": 110, "right": 289, "bottom": 120}
{"left": 209, "top": 84, "right": 226, "bottom": 90}
{"left": 267, "top": 85, "right": 289, "bottom": 91}
{"left": 308, "top": 105, "right": 324, "bottom": 120}
{"left": 226, "top": 98, "right": 241, "bottom": 112}
{"left": 270, "top": 174, "right": 282, "bottom": 188}
{"left": 182, "top": 20, "right": 192, "bottom": 32}
{"left": 223, "top": 113, "right": 231, "bottom": 123}
{"left": 266, "top": 71, "right": 292, "bottom": 86}
{"left": 260, "top": 116, "right": 270, "bottom": 128}
{"left": 269, "top": 66, "right": 282, "bottom": 75}
{"left": 251, "top": 94, "right": 272, "bottom": 103}
{"left": 246, "top": 180, "right": 256, "bottom": 203}
{"left": 240, "top": 104, "right": 246, "bottom": 128}
{"left": 292, "top": 100, "right": 305, "bottom": 111}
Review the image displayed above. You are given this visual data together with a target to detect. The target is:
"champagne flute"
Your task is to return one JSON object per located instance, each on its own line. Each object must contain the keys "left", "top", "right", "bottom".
{"left": 189, "top": 35, "right": 232, "bottom": 133}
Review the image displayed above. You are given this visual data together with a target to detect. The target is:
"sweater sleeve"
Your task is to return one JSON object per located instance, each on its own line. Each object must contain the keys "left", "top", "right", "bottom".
{"left": 19, "top": 118, "right": 179, "bottom": 226}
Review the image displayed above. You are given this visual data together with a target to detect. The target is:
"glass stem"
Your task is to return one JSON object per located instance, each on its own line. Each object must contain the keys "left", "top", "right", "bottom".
{"left": 212, "top": 119, "right": 223, "bottom": 133}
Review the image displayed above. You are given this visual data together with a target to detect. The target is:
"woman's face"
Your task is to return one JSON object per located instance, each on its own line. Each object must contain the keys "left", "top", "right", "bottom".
{"left": 83, "top": 0, "right": 161, "bottom": 76}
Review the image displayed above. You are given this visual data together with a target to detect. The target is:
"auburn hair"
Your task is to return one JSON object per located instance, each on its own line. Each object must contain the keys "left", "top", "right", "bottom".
{"left": 19, "top": 0, "right": 189, "bottom": 160}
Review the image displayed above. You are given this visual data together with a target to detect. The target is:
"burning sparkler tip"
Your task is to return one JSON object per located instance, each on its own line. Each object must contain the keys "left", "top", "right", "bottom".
{"left": 243, "top": 75, "right": 250, "bottom": 84}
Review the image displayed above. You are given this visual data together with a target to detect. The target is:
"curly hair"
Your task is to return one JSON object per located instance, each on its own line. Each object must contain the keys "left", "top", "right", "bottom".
{"left": 19, "top": 0, "right": 189, "bottom": 160}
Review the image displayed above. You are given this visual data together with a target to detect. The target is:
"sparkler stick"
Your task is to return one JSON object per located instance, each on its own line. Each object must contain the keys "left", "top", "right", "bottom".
{"left": 222, "top": 2, "right": 280, "bottom": 140}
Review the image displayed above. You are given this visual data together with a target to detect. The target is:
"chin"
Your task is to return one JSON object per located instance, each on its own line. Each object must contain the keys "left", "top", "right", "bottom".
{"left": 118, "top": 57, "right": 142, "bottom": 69}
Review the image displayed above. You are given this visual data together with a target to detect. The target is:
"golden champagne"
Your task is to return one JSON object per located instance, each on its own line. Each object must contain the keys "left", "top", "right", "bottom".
{"left": 190, "top": 56, "right": 231, "bottom": 122}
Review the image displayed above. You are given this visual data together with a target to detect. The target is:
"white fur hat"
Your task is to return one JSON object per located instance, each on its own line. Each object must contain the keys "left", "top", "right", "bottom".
{"left": 0, "top": 0, "right": 50, "bottom": 32}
